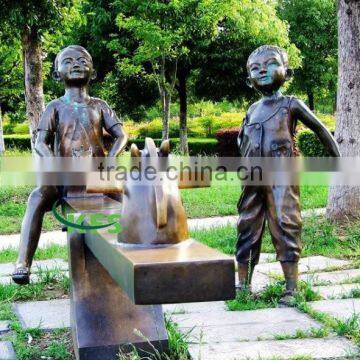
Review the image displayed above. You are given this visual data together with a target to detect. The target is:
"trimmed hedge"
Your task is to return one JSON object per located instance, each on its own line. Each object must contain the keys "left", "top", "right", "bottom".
{"left": 216, "top": 127, "right": 240, "bottom": 157}
{"left": 296, "top": 130, "right": 331, "bottom": 157}
{"left": 215, "top": 128, "right": 333, "bottom": 157}
{"left": 128, "top": 138, "right": 218, "bottom": 155}
{"left": 3, "top": 134, "right": 217, "bottom": 156}
{"left": 124, "top": 112, "right": 245, "bottom": 139}
{"left": 4, "top": 135, "right": 32, "bottom": 150}
{"left": 4, "top": 131, "right": 332, "bottom": 157}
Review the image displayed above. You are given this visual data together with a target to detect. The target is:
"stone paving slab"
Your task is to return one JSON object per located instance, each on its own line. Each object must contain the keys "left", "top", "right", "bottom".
{"left": 300, "top": 268, "right": 360, "bottom": 286}
{"left": 234, "top": 269, "right": 272, "bottom": 293}
{"left": 0, "top": 321, "right": 10, "bottom": 334}
{"left": 164, "top": 301, "right": 226, "bottom": 315}
{"left": 188, "top": 337, "right": 359, "bottom": 360}
{"left": 314, "top": 283, "right": 360, "bottom": 299}
{"left": 251, "top": 270, "right": 272, "bottom": 292}
{"left": 0, "top": 259, "right": 68, "bottom": 277}
{"left": 258, "top": 253, "right": 276, "bottom": 263}
{"left": 308, "top": 298, "right": 360, "bottom": 321}
{"left": 257, "top": 256, "right": 350, "bottom": 276}
{"left": 172, "top": 307, "right": 322, "bottom": 342}
{"left": 0, "top": 342, "right": 16, "bottom": 360}
{"left": 12, "top": 299, "right": 70, "bottom": 330}
{"left": 0, "top": 231, "right": 66, "bottom": 251}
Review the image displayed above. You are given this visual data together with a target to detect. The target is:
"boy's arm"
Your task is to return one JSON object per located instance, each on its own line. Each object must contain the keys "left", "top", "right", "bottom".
{"left": 35, "top": 103, "right": 56, "bottom": 157}
{"left": 292, "top": 98, "right": 340, "bottom": 157}
{"left": 101, "top": 102, "right": 128, "bottom": 157}
{"left": 107, "top": 125, "right": 128, "bottom": 157}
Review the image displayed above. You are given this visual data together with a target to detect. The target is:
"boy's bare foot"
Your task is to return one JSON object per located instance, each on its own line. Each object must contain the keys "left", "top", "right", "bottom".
{"left": 12, "top": 264, "right": 30, "bottom": 285}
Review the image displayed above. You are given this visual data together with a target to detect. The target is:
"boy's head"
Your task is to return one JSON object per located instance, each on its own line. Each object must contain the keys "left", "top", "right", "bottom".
{"left": 246, "top": 45, "right": 293, "bottom": 94}
{"left": 53, "top": 45, "right": 96, "bottom": 85}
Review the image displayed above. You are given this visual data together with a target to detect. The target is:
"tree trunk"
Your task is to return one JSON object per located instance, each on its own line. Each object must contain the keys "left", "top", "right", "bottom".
{"left": 22, "top": 27, "right": 45, "bottom": 150}
{"left": 327, "top": 0, "right": 360, "bottom": 220}
{"left": 307, "top": 90, "right": 315, "bottom": 111}
{"left": 161, "top": 88, "right": 171, "bottom": 140}
{"left": 178, "top": 70, "right": 188, "bottom": 155}
{"left": 0, "top": 106, "right": 5, "bottom": 154}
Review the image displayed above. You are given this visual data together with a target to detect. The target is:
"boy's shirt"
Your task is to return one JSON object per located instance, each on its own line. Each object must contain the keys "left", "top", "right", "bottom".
{"left": 238, "top": 95, "right": 297, "bottom": 158}
{"left": 37, "top": 97, "right": 122, "bottom": 157}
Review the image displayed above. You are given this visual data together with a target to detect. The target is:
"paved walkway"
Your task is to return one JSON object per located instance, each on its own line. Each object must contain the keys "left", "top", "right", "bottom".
{"left": 0, "top": 208, "right": 326, "bottom": 251}
{"left": 167, "top": 254, "right": 360, "bottom": 359}
{"left": 2, "top": 253, "right": 359, "bottom": 359}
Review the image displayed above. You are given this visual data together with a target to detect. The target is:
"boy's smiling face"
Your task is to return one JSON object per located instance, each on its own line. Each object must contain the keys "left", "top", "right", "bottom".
{"left": 56, "top": 48, "right": 95, "bottom": 85}
{"left": 247, "top": 50, "right": 289, "bottom": 94}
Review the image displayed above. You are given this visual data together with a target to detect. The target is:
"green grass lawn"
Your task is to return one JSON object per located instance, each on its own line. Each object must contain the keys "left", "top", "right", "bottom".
{"left": 0, "top": 184, "right": 328, "bottom": 235}
{"left": 191, "top": 215, "right": 360, "bottom": 260}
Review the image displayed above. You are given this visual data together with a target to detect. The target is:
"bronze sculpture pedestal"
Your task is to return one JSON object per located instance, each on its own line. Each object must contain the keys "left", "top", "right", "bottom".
{"left": 68, "top": 232, "right": 168, "bottom": 359}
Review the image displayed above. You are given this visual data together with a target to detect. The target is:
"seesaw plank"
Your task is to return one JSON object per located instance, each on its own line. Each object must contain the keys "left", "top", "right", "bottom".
{"left": 65, "top": 196, "right": 235, "bottom": 305}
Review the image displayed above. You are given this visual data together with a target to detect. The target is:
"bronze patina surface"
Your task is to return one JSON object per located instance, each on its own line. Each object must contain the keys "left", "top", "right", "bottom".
{"left": 68, "top": 231, "right": 168, "bottom": 360}
{"left": 65, "top": 195, "right": 235, "bottom": 305}
{"left": 237, "top": 45, "right": 340, "bottom": 304}
{"left": 12, "top": 45, "right": 128, "bottom": 285}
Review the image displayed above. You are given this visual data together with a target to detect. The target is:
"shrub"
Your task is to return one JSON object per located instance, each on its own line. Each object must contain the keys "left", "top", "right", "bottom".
{"left": 4, "top": 134, "right": 32, "bottom": 150}
{"left": 188, "top": 112, "right": 244, "bottom": 138}
{"left": 297, "top": 113, "right": 336, "bottom": 133}
{"left": 3, "top": 134, "right": 218, "bottom": 156}
{"left": 138, "top": 118, "right": 180, "bottom": 138}
{"left": 2, "top": 122, "right": 13, "bottom": 135}
{"left": 123, "top": 120, "right": 141, "bottom": 139}
{"left": 128, "top": 138, "right": 217, "bottom": 156}
{"left": 317, "top": 113, "right": 336, "bottom": 132}
{"left": 198, "top": 116, "right": 216, "bottom": 138}
{"left": 296, "top": 130, "right": 330, "bottom": 157}
{"left": 184, "top": 138, "right": 217, "bottom": 155}
{"left": 13, "top": 122, "right": 29, "bottom": 135}
{"left": 216, "top": 127, "right": 240, "bottom": 157}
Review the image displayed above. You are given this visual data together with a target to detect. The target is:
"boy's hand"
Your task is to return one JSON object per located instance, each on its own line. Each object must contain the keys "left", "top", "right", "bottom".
{"left": 292, "top": 99, "right": 340, "bottom": 157}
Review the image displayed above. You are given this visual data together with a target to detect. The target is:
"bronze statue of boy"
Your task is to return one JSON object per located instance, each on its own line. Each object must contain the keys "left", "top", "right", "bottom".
{"left": 12, "top": 45, "right": 128, "bottom": 285}
{"left": 237, "top": 45, "right": 340, "bottom": 305}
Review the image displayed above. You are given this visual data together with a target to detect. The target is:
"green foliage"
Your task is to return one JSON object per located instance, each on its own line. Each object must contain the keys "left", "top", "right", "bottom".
{"left": 0, "top": 0, "right": 74, "bottom": 37}
{"left": 12, "top": 123, "right": 30, "bottom": 135}
{"left": 194, "top": 0, "right": 300, "bottom": 102}
{"left": 0, "top": 245, "right": 67, "bottom": 264}
{"left": 227, "top": 282, "right": 284, "bottom": 311}
{"left": 117, "top": 318, "right": 189, "bottom": 359}
{"left": 113, "top": 0, "right": 235, "bottom": 128}
{"left": 296, "top": 130, "right": 330, "bottom": 157}
{"left": 114, "top": 0, "right": 232, "bottom": 74}
{"left": 165, "top": 317, "right": 189, "bottom": 360}
{"left": 0, "top": 33, "right": 23, "bottom": 115}
{"left": 137, "top": 118, "right": 180, "bottom": 138}
{"left": 296, "top": 111, "right": 336, "bottom": 157}
{"left": 129, "top": 112, "right": 244, "bottom": 139}
{"left": 194, "top": 113, "right": 244, "bottom": 137}
{"left": 2, "top": 121, "right": 13, "bottom": 135}
{"left": 191, "top": 214, "right": 359, "bottom": 260}
{"left": 227, "top": 280, "right": 321, "bottom": 312}
{"left": 0, "top": 268, "right": 68, "bottom": 302}
{"left": 277, "top": 0, "right": 337, "bottom": 109}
